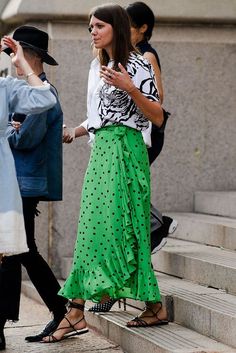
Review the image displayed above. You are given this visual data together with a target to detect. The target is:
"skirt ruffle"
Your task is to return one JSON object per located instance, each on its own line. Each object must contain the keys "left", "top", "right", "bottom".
{"left": 59, "top": 125, "right": 161, "bottom": 303}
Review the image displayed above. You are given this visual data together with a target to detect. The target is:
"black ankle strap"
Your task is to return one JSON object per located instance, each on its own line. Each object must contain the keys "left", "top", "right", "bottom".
{"left": 68, "top": 301, "right": 85, "bottom": 311}
{"left": 145, "top": 301, "right": 162, "bottom": 317}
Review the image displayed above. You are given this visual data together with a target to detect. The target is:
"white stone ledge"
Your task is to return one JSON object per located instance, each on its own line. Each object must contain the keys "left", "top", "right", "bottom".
{"left": 0, "top": 0, "right": 8, "bottom": 14}
{"left": 1, "top": 0, "right": 236, "bottom": 24}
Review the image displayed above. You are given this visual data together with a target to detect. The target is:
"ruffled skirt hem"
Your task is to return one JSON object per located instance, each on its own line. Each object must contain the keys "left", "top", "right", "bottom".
{"left": 60, "top": 125, "right": 161, "bottom": 303}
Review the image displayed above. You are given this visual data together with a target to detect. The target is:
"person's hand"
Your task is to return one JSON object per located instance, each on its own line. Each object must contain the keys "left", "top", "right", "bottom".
{"left": 100, "top": 63, "right": 136, "bottom": 94}
{"left": 2, "top": 36, "right": 26, "bottom": 69}
{"left": 12, "top": 121, "right": 22, "bottom": 131}
{"left": 2, "top": 36, "right": 46, "bottom": 86}
{"left": 63, "top": 126, "right": 75, "bottom": 143}
{"left": 0, "top": 38, "right": 7, "bottom": 52}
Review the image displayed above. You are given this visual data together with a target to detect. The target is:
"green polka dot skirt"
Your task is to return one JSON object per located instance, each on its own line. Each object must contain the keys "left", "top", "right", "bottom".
{"left": 59, "top": 125, "right": 161, "bottom": 303}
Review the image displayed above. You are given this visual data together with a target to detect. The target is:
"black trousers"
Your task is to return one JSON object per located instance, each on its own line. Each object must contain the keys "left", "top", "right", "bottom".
{"left": 0, "top": 197, "right": 67, "bottom": 321}
{"left": 148, "top": 126, "right": 165, "bottom": 236}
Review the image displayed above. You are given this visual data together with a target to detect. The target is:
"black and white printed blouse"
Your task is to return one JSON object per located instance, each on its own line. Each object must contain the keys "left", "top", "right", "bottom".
{"left": 84, "top": 52, "right": 160, "bottom": 138}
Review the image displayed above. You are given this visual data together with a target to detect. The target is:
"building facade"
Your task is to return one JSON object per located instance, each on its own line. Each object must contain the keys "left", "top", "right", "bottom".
{"left": 1, "top": 0, "right": 236, "bottom": 276}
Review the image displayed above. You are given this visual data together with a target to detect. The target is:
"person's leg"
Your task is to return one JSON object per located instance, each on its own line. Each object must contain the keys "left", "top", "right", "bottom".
{"left": 0, "top": 254, "right": 21, "bottom": 350}
{"left": 149, "top": 128, "right": 178, "bottom": 253}
{"left": 151, "top": 211, "right": 178, "bottom": 254}
{"left": 42, "top": 299, "right": 88, "bottom": 343}
{"left": 21, "top": 251, "right": 67, "bottom": 318}
{"left": 126, "top": 301, "right": 168, "bottom": 327}
{"left": 19, "top": 198, "right": 67, "bottom": 341}
{"left": 124, "top": 128, "right": 168, "bottom": 327}
{"left": 90, "top": 128, "right": 165, "bottom": 313}
{"left": 0, "top": 318, "right": 6, "bottom": 350}
{"left": 22, "top": 198, "right": 67, "bottom": 315}
{"left": 0, "top": 255, "right": 21, "bottom": 320}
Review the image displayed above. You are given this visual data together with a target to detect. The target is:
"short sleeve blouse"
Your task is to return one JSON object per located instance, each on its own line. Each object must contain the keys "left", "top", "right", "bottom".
{"left": 86, "top": 52, "right": 160, "bottom": 133}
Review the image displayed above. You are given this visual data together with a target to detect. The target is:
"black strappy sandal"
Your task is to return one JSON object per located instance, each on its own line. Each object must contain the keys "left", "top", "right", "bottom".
{"left": 126, "top": 302, "right": 168, "bottom": 328}
{"left": 42, "top": 301, "right": 89, "bottom": 343}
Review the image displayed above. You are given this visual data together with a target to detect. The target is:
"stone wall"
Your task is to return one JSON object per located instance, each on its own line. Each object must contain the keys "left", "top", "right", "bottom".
{"left": 1, "top": 0, "right": 236, "bottom": 276}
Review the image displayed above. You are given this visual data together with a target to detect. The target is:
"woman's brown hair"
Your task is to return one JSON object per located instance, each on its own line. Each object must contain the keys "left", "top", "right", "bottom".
{"left": 89, "top": 3, "right": 135, "bottom": 70}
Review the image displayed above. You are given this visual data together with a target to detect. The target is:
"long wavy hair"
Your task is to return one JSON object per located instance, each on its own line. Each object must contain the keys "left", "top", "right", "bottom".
{"left": 89, "top": 4, "right": 135, "bottom": 70}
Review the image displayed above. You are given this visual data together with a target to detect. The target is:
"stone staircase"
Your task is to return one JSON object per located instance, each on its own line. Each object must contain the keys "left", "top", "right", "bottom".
{"left": 22, "top": 191, "right": 236, "bottom": 353}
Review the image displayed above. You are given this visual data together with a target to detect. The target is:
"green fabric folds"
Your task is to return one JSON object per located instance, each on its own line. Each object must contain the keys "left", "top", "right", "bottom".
{"left": 59, "top": 125, "right": 161, "bottom": 303}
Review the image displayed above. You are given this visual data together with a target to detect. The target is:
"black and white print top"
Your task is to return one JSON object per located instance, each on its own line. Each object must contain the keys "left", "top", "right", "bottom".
{"left": 86, "top": 52, "right": 160, "bottom": 134}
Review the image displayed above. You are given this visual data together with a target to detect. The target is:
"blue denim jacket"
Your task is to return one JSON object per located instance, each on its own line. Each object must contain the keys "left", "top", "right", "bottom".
{"left": 6, "top": 73, "right": 63, "bottom": 200}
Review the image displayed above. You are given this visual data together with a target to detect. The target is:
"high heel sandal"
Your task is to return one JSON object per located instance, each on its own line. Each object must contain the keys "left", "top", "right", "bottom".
{"left": 89, "top": 298, "right": 126, "bottom": 312}
{"left": 119, "top": 298, "right": 126, "bottom": 311}
{"left": 42, "top": 301, "right": 88, "bottom": 343}
{"left": 126, "top": 302, "right": 168, "bottom": 328}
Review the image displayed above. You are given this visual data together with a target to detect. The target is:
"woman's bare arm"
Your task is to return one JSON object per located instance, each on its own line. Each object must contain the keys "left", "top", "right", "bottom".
{"left": 143, "top": 52, "right": 164, "bottom": 104}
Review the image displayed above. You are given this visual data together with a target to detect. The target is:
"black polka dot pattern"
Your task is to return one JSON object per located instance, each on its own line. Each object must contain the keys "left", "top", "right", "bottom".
{"left": 59, "top": 125, "right": 161, "bottom": 303}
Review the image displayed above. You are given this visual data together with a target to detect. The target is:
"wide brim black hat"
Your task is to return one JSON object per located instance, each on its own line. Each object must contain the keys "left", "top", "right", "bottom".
{"left": 4, "top": 25, "right": 58, "bottom": 66}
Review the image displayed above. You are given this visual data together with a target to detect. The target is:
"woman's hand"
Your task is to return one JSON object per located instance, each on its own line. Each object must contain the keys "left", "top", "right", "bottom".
{"left": 100, "top": 62, "right": 163, "bottom": 126}
{"left": 100, "top": 63, "right": 136, "bottom": 94}
{"left": 2, "top": 37, "right": 26, "bottom": 69}
{"left": 0, "top": 38, "right": 7, "bottom": 52}
{"left": 2, "top": 36, "right": 46, "bottom": 86}
{"left": 63, "top": 126, "right": 75, "bottom": 143}
{"left": 12, "top": 121, "right": 22, "bottom": 131}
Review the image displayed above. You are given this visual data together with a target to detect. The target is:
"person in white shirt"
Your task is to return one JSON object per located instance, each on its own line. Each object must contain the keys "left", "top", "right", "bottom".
{"left": 43, "top": 4, "right": 168, "bottom": 344}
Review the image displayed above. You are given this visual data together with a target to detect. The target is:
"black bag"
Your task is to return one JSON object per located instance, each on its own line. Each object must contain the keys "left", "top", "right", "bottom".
{"left": 152, "top": 109, "right": 171, "bottom": 133}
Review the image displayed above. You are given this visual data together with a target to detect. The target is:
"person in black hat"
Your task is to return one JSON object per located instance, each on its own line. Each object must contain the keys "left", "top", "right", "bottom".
{"left": 4, "top": 25, "right": 58, "bottom": 66}
{"left": 0, "top": 26, "right": 67, "bottom": 348}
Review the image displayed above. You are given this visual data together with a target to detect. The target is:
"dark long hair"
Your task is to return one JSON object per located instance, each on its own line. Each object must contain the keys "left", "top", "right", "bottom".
{"left": 89, "top": 4, "right": 135, "bottom": 69}
{"left": 126, "top": 2, "right": 155, "bottom": 40}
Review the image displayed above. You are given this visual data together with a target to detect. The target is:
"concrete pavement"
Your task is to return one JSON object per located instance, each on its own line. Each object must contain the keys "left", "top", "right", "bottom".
{"left": 4, "top": 294, "right": 125, "bottom": 353}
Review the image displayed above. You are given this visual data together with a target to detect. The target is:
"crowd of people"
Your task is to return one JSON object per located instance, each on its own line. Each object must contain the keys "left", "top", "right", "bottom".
{"left": 0, "top": 2, "right": 177, "bottom": 349}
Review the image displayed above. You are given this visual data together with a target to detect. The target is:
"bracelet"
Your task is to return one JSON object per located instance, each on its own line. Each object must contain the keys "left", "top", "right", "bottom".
{"left": 126, "top": 86, "right": 137, "bottom": 94}
{"left": 26, "top": 72, "right": 35, "bottom": 80}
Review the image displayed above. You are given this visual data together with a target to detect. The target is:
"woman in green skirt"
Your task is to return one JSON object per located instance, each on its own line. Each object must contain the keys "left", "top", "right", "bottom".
{"left": 43, "top": 3, "right": 168, "bottom": 343}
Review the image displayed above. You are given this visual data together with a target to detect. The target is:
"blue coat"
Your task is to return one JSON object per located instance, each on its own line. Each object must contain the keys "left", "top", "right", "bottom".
{"left": 0, "top": 75, "right": 56, "bottom": 254}
{"left": 6, "top": 73, "right": 63, "bottom": 201}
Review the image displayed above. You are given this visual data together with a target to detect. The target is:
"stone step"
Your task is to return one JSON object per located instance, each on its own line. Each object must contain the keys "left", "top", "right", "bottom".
{"left": 159, "top": 272, "right": 236, "bottom": 348}
{"left": 126, "top": 271, "right": 236, "bottom": 349}
{"left": 194, "top": 191, "right": 236, "bottom": 218}
{"left": 22, "top": 270, "right": 236, "bottom": 348}
{"left": 21, "top": 281, "right": 236, "bottom": 353}
{"left": 152, "top": 238, "right": 236, "bottom": 294}
{"left": 167, "top": 212, "right": 236, "bottom": 250}
{"left": 86, "top": 308, "right": 236, "bottom": 353}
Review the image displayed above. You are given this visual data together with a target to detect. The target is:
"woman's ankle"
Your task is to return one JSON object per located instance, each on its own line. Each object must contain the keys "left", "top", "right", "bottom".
{"left": 146, "top": 301, "right": 162, "bottom": 310}
{"left": 67, "top": 300, "right": 86, "bottom": 318}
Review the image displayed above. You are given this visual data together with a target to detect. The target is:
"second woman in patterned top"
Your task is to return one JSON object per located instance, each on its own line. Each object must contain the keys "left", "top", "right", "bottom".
{"left": 44, "top": 3, "right": 168, "bottom": 343}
